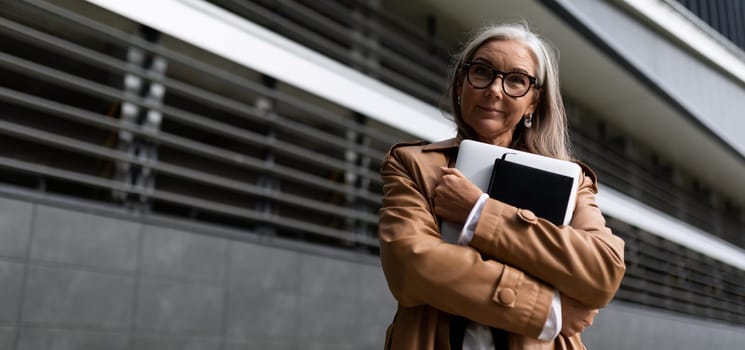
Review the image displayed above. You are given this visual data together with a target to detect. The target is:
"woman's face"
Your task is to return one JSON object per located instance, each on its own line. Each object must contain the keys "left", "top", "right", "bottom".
{"left": 458, "top": 39, "right": 539, "bottom": 146}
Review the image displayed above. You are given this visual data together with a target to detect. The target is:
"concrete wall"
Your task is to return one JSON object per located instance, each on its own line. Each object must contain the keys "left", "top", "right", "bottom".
{"left": 3, "top": 193, "right": 745, "bottom": 350}
{"left": 0, "top": 195, "right": 396, "bottom": 350}
{"left": 584, "top": 300, "right": 745, "bottom": 350}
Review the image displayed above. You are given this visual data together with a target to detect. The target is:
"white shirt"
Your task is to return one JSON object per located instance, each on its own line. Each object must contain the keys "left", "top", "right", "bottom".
{"left": 457, "top": 193, "right": 561, "bottom": 348}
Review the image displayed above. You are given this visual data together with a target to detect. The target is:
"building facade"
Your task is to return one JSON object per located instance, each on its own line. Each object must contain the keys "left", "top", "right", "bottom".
{"left": 0, "top": 0, "right": 744, "bottom": 349}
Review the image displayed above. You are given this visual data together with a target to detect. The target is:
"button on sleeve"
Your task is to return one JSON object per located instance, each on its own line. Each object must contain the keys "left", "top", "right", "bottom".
{"left": 517, "top": 209, "right": 538, "bottom": 223}
{"left": 497, "top": 288, "right": 516, "bottom": 306}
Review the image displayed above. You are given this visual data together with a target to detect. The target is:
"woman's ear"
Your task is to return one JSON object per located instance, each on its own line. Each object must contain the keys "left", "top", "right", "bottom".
{"left": 455, "top": 64, "right": 467, "bottom": 90}
{"left": 527, "top": 89, "right": 541, "bottom": 114}
{"left": 453, "top": 80, "right": 464, "bottom": 104}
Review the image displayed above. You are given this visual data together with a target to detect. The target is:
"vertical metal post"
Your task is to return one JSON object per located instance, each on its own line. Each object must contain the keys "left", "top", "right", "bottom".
{"left": 342, "top": 0, "right": 381, "bottom": 248}
{"left": 113, "top": 25, "right": 165, "bottom": 212}
{"left": 113, "top": 46, "right": 143, "bottom": 202}
{"left": 671, "top": 168, "right": 688, "bottom": 223}
{"left": 344, "top": 113, "right": 373, "bottom": 248}
{"left": 350, "top": 0, "right": 381, "bottom": 78}
{"left": 709, "top": 192, "right": 724, "bottom": 238}
{"left": 255, "top": 74, "right": 279, "bottom": 236}
{"left": 623, "top": 137, "right": 643, "bottom": 200}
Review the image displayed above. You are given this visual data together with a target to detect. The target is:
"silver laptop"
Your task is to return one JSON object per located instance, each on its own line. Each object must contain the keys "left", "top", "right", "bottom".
{"left": 440, "top": 140, "right": 581, "bottom": 243}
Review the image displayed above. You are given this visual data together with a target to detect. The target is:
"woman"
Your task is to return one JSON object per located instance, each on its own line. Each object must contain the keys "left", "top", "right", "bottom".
{"left": 378, "top": 22, "right": 626, "bottom": 350}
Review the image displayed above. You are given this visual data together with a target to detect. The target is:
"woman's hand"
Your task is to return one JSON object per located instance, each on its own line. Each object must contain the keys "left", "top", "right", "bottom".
{"left": 433, "top": 167, "right": 483, "bottom": 224}
{"left": 560, "top": 294, "right": 599, "bottom": 337}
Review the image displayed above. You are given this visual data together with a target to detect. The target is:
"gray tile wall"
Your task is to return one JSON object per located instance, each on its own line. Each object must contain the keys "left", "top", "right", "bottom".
{"left": 0, "top": 327, "right": 15, "bottom": 350}
{"left": 135, "top": 279, "right": 224, "bottom": 334}
{"left": 0, "top": 199, "right": 32, "bottom": 259}
{"left": 0, "top": 262, "right": 23, "bottom": 324}
{"left": 140, "top": 226, "right": 227, "bottom": 283}
{"left": 0, "top": 196, "right": 396, "bottom": 350}
{"left": 22, "top": 266, "right": 135, "bottom": 329}
{"left": 583, "top": 300, "right": 745, "bottom": 350}
{"left": 2, "top": 196, "right": 745, "bottom": 349}
{"left": 16, "top": 329, "right": 129, "bottom": 350}
{"left": 30, "top": 206, "right": 140, "bottom": 273}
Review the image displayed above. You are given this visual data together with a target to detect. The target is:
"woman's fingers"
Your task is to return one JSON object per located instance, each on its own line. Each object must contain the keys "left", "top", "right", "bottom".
{"left": 560, "top": 294, "right": 599, "bottom": 337}
{"left": 433, "top": 167, "right": 482, "bottom": 223}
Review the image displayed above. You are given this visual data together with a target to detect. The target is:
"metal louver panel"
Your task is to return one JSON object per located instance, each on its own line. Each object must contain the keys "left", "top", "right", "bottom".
{"left": 0, "top": 0, "right": 403, "bottom": 250}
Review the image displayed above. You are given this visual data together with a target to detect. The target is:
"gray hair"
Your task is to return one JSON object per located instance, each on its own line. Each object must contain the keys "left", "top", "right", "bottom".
{"left": 447, "top": 21, "right": 572, "bottom": 160}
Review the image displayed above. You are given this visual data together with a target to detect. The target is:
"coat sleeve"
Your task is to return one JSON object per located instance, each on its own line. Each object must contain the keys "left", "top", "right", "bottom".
{"left": 378, "top": 145, "right": 555, "bottom": 338}
{"left": 468, "top": 165, "right": 626, "bottom": 309}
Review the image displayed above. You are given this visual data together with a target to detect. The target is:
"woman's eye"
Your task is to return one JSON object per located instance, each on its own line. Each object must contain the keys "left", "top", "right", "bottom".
{"left": 473, "top": 66, "right": 490, "bottom": 77}
{"left": 507, "top": 75, "right": 528, "bottom": 86}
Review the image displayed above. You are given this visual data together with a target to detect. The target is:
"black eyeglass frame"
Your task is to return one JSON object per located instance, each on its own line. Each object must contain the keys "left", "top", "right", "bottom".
{"left": 462, "top": 61, "right": 539, "bottom": 98}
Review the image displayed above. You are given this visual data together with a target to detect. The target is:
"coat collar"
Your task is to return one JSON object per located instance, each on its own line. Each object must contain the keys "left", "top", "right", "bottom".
{"left": 422, "top": 138, "right": 459, "bottom": 152}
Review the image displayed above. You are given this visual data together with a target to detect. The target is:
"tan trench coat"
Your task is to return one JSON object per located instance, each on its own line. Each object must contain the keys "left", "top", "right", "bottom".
{"left": 378, "top": 139, "right": 626, "bottom": 350}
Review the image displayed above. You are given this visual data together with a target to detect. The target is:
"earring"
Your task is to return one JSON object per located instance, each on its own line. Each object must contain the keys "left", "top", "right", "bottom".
{"left": 524, "top": 114, "right": 533, "bottom": 128}
{"left": 457, "top": 96, "right": 461, "bottom": 105}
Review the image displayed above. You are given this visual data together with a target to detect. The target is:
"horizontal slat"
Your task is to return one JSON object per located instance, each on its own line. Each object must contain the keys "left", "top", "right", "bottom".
{"left": 614, "top": 224, "right": 745, "bottom": 323}
{"left": 297, "top": 0, "right": 452, "bottom": 71}
{"left": 21, "top": 0, "right": 401, "bottom": 146}
{"left": 334, "top": 0, "right": 452, "bottom": 56}
{"left": 0, "top": 15, "right": 386, "bottom": 162}
{"left": 573, "top": 128, "right": 744, "bottom": 242}
{"left": 214, "top": 0, "right": 446, "bottom": 92}
{"left": 0, "top": 87, "right": 383, "bottom": 205}
{"left": 0, "top": 155, "right": 379, "bottom": 247}
{"left": 0, "top": 51, "right": 383, "bottom": 185}
{"left": 0, "top": 119, "right": 380, "bottom": 224}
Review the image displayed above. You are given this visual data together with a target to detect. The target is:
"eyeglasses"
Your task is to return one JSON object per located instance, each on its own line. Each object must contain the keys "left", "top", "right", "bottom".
{"left": 463, "top": 61, "right": 538, "bottom": 98}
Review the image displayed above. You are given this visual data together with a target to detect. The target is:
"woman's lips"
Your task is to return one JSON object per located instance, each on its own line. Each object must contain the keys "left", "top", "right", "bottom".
{"left": 477, "top": 105, "right": 503, "bottom": 114}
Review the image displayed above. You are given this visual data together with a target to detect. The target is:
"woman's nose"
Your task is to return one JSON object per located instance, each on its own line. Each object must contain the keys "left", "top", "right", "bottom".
{"left": 486, "top": 76, "right": 504, "bottom": 98}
